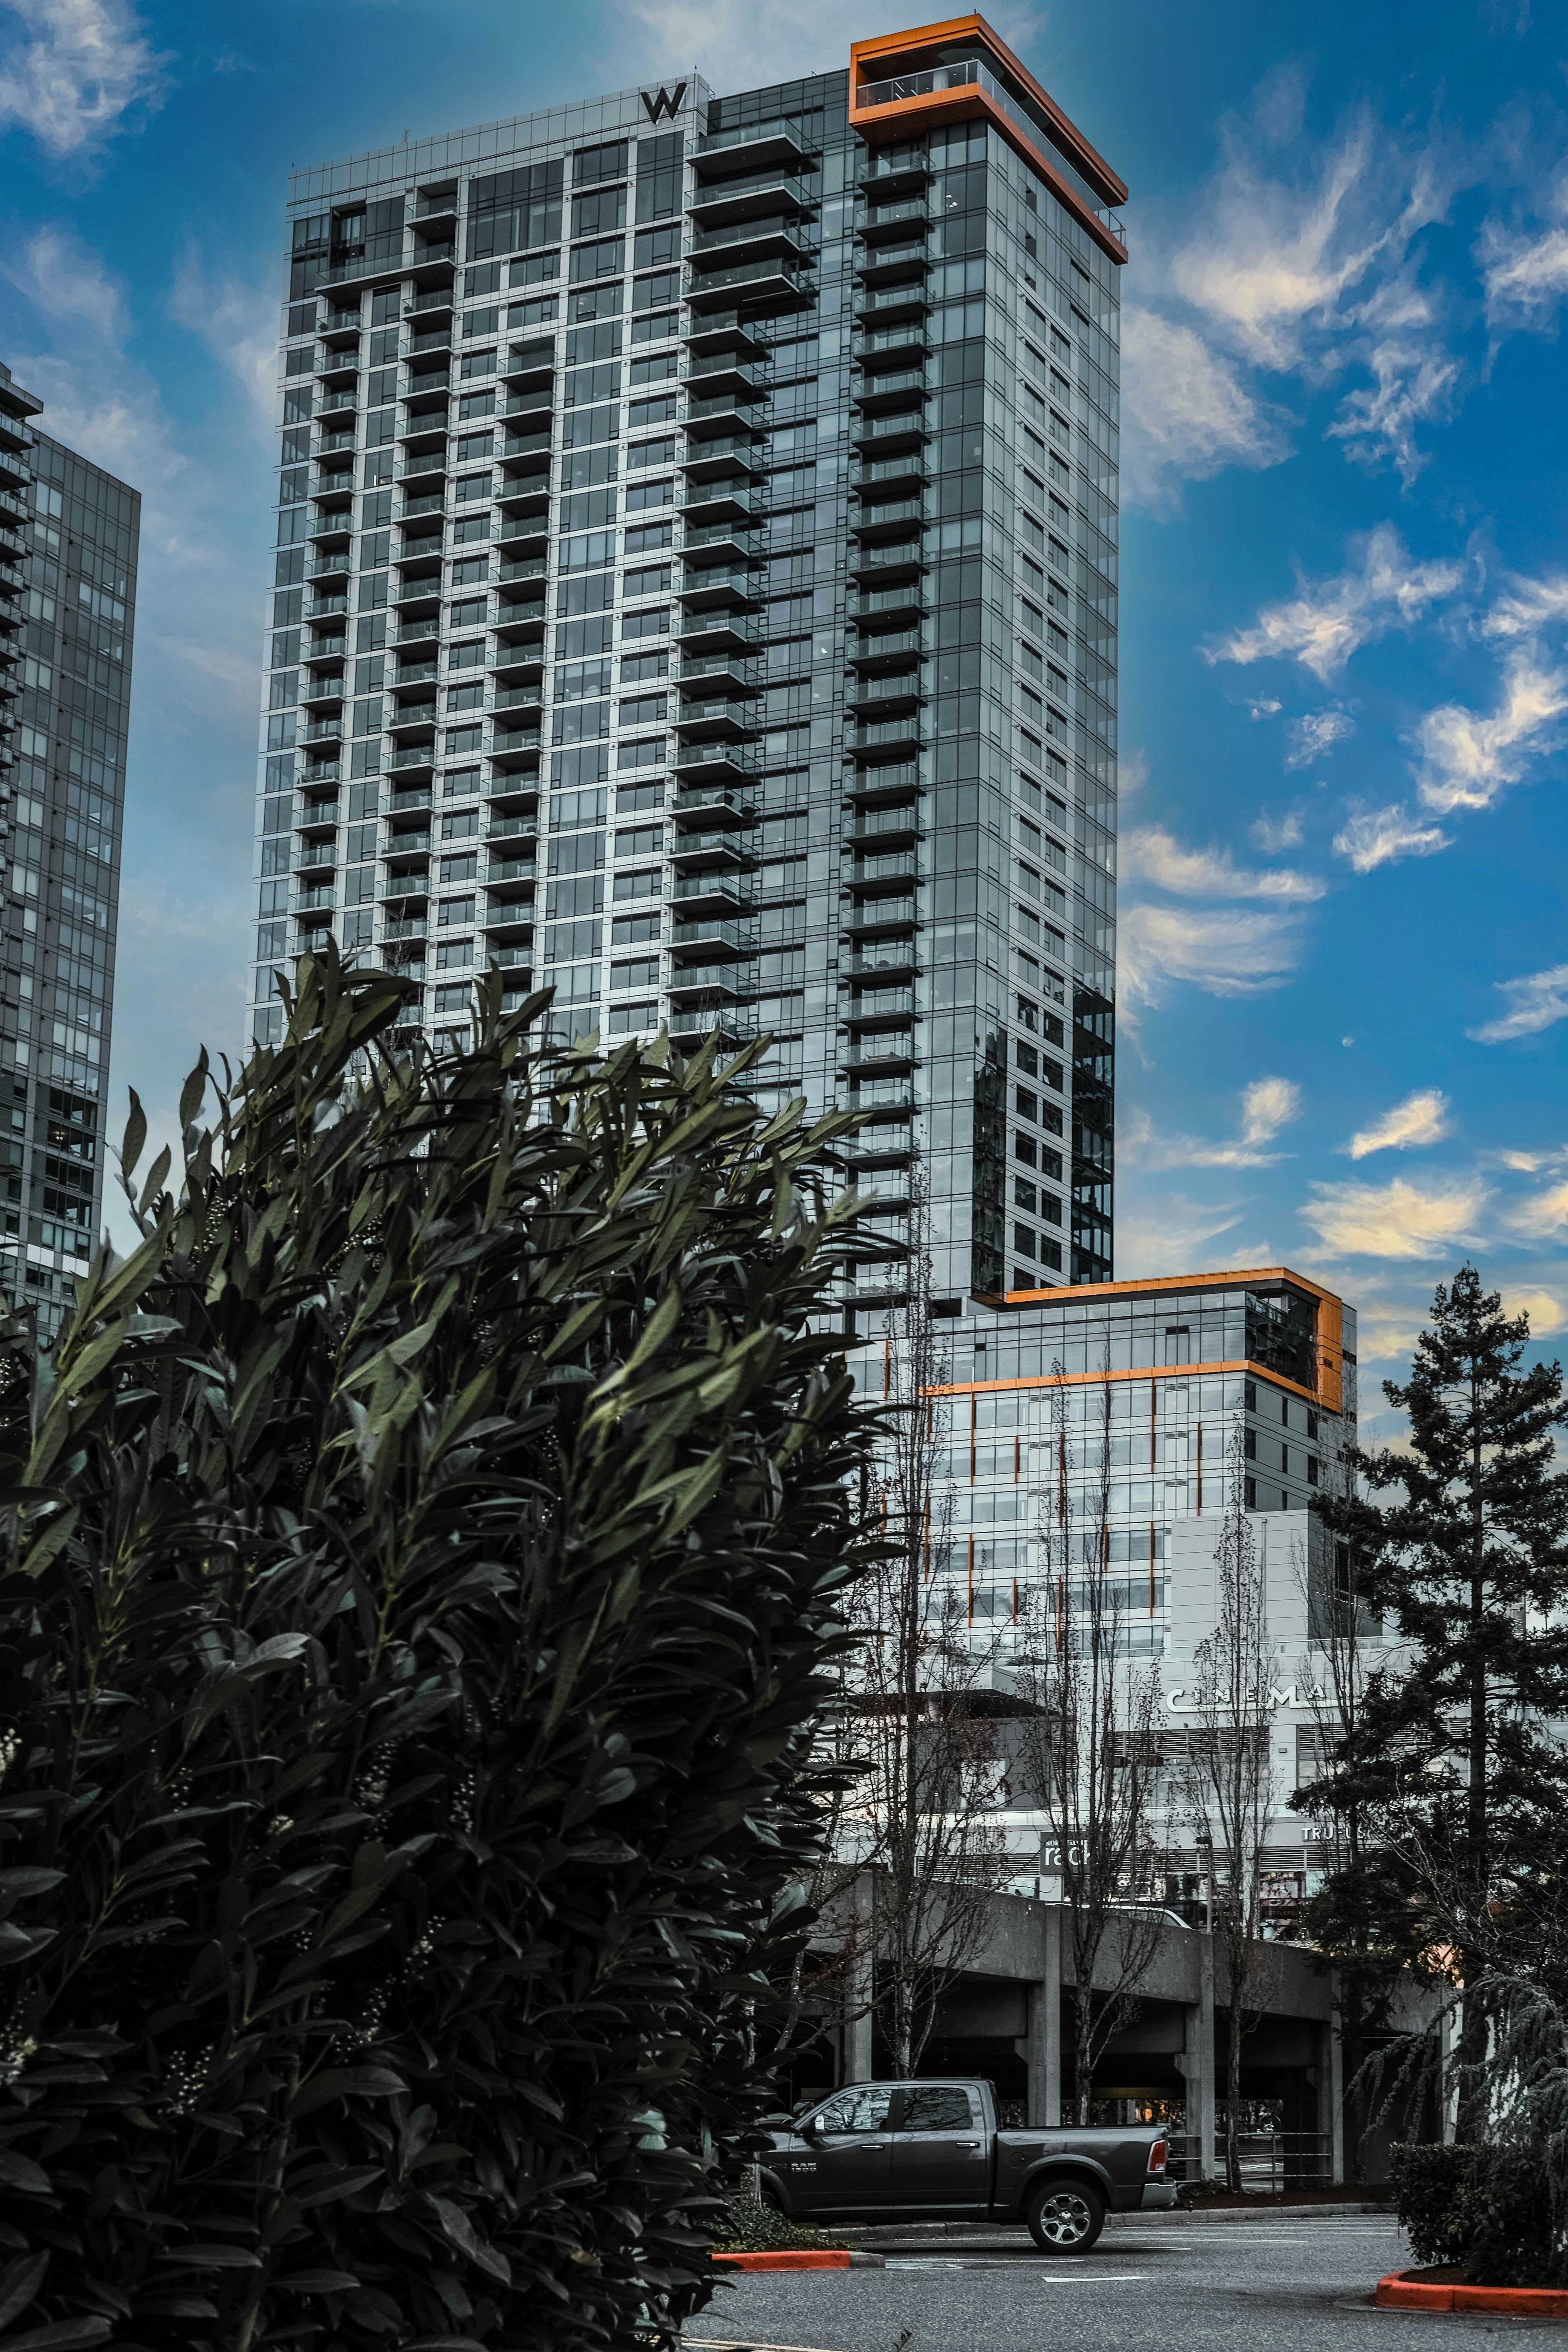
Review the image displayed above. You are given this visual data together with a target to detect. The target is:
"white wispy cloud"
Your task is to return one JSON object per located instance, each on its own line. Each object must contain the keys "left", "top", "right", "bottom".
{"left": 169, "top": 244, "right": 277, "bottom": 437}
{"left": 1129, "top": 1078, "right": 1303, "bottom": 1172}
{"left": 1501, "top": 1286, "right": 1566, "bottom": 1338}
{"left": 1247, "top": 696, "right": 1283, "bottom": 719}
{"left": 1119, "top": 306, "right": 1292, "bottom": 514}
{"left": 1301, "top": 1174, "right": 1488, "bottom": 1258}
{"left": 1412, "top": 649, "right": 1568, "bottom": 815}
{"left": 1332, "top": 801, "right": 1451, "bottom": 872}
{"left": 1348, "top": 1087, "right": 1451, "bottom": 1159}
{"left": 1324, "top": 268, "right": 1462, "bottom": 485}
{"left": 1120, "top": 904, "right": 1307, "bottom": 1005}
{"left": 1479, "top": 573, "right": 1568, "bottom": 640}
{"left": 1121, "top": 824, "right": 1325, "bottom": 902}
{"left": 1505, "top": 1181, "right": 1568, "bottom": 1242}
{"left": 1162, "top": 76, "right": 1464, "bottom": 479}
{"left": 1468, "top": 962, "right": 1568, "bottom": 1043}
{"left": 1113, "top": 1193, "right": 1258, "bottom": 1280}
{"left": 1285, "top": 706, "right": 1355, "bottom": 768}
{"left": 1250, "top": 807, "right": 1305, "bottom": 851}
{"left": 1206, "top": 524, "right": 1465, "bottom": 682}
{"left": 0, "top": 0, "right": 166, "bottom": 156}
{"left": 1478, "top": 174, "right": 1568, "bottom": 331}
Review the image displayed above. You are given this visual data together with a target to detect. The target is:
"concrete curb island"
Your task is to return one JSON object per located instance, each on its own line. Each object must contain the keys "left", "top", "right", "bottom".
{"left": 1377, "top": 2269, "right": 1568, "bottom": 2315}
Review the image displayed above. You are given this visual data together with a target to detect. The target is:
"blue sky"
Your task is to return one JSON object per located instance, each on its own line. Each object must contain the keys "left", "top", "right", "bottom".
{"left": 1, "top": 0, "right": 1564, "bottom": 1432}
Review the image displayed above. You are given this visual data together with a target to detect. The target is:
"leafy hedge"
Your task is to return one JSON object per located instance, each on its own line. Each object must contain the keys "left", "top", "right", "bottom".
{"left": 0, "top": 958, "right": 877, "bottom": 2350}
{"left": 708, "top": 2191, "right": 845, "bottom": 2255}
{"left": 1392, "top": 2143, "right": 1561, "bottom": 2286}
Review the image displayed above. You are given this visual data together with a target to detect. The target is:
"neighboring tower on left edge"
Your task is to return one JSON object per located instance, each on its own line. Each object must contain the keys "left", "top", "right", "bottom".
{"left": 0, "top": 360, "right": 139, "bottom": 1341}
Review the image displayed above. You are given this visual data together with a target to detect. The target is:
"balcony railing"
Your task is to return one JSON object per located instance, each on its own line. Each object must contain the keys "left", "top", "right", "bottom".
{"left": 855, "top": 59, "right": 1126, "bottom": 242}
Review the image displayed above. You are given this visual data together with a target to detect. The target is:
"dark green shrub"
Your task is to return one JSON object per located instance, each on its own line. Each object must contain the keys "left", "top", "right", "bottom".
{"left": 0, "top": 958, "right": 877, "bottom": 2349}
{"left": 1390, "top": 2143, "right": 1479, "bottom": 2268}
{"left": 1392, "top": 2142, "right": 1561, "bottom": 2285}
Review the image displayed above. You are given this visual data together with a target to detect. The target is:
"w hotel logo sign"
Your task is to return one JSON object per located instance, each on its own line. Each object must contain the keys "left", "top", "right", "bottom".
{"left": 640, "top": 82, "right": 687, "bottom": 121}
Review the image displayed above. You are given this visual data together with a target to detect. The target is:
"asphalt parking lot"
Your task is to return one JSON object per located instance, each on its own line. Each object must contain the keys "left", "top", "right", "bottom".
{"left": 683, "top": 2213, "right": 1567, "bottom": 2350}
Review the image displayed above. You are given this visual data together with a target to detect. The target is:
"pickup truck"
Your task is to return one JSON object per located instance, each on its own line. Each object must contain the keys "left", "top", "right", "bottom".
{"left": 761, "top": 2078, "right": 1174, "bottom": 2253}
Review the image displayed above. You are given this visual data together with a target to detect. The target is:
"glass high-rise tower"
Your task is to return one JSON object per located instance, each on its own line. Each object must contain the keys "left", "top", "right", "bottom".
{"left": 0, "top": 361, "right": 138, "bottom": 1338}
{"left": 250, "top": 13, "right": 1125, "bottom": 1314}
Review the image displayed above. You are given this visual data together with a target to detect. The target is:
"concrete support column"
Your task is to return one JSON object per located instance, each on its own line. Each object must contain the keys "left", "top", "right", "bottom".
{"left": 844, "top": 1917, "right": 874, "bottom": 2084}
{"left": 1328, "top": 1970, "right": 1346, "bottom": 2185}
{"left": 1176, "top": 1930, "right": 1217, "bottom": 2180}
{"left": 1025, "top": 1904, "right": 1061, "bottom": 2126}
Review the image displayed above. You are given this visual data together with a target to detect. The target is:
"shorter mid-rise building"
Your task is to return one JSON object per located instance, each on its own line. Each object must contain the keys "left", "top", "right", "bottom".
{"left": 847, "top": 1263, "right": 1386, "bottom": 1910}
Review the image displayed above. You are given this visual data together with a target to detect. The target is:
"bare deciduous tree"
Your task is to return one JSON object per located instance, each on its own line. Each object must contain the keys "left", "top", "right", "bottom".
{"left": 1013, "top": 1367, "right": 1168, "bottom": 2122}
{"left": 1180, "top": 1423, "right": 1278, "bottom": 2190}
{"left": 840, "top": 1161, "right": 1011, "bottom": 2077}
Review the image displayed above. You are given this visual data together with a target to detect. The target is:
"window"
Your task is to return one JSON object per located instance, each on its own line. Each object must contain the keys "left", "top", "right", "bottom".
{"left": 1015, "top": 1041, "right": 1038, "bottom": 1078}
{"left": 1014, "top": 1131, "right": 1036, "bottom": 1167}
{"left": 1307, "top": 1455, "right": 1319, "bottom": 1486}
{"left": 810, "top": 2087, "right": 893, "bottom": 2136}
{"left": 467, "top": 162, "right": 563, "bottom": 262}
{"left": 1014, "top": 1177, "right": 1036, "bottom": 1212}
{"left": 608, "top": 999, "right": 658, "bottom": 1032}
{"left": 1013, "top": 1222, "right": 1036, "bottom": 1259}
{"left": 573, "top": 140, "right": 629, "bottom": 188}
{"left": 900, "top": 2086, "right": 974, "bottom": 2133}
{"left": 620, "top": 650, "right": 667, "bottom": 683}
{"left": 571, "top": 188, "right": 627, "bottom": 242}
{"left": 622, "top": 607, "right": 668, "bottom": 640}
{"left": 614, "top": 825, "right": 662, "bottom": 859}
{"left": 612, "top": 957, "right": 659, "bottom": 991}
{"left": 1245, "top": 1476, "right": 1257, "bottom": 1510}
{"left": 1015, "top": 1086, "right": 1038, "bottom": 1123}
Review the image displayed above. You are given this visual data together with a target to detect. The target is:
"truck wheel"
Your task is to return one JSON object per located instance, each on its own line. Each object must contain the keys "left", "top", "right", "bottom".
{"left": 1025, "top": 2177, "right": 1105, "bottom": 2255}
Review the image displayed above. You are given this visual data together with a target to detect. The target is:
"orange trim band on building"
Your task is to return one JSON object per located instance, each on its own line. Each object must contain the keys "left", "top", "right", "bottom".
{"left": 984, "top": 1265, "right": 1347, "bottom": 1418}
{"left": 849, "top": 13, "right": 1128, "bottom": 265}
{"left": 929, "top": 1358, "right": 1329, "bottom": 1412}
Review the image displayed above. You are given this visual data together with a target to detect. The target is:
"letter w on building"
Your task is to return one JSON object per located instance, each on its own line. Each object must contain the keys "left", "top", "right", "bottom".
{"left": 641, "top": 83, "right": 687, "bottom": 122}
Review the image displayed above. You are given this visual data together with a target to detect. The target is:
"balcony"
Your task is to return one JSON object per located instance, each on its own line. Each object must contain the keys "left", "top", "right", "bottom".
{"left": 675, "top": 694, "right": 757, "bottom": 743}
{"left": 854, "top": 319, "right": 930, "bottom": 366}
{"left": 307, "top": 554, "right": 351, "bottom": 584}
{"left": 407, "top": 325, "right": 451, "bottom": 358}
{"left": 387, "top": 702, "right": 438, "bottom": 738}
{"left": 666, "top": 962, "right": 753, "bottom": 1006}
{"left": 492, "top": 684, "right": 542, "bottom": 717}
{"left": 502, "top": 427, "right": 551, "bottom": 461}
{"left": 675, "top": 568, "right": 762, "bottom": 616}
{"left": 676, "top": 649, "right": 761, "bottom": 693}
{"left": 668, "top": 828, "right": 757, "bottom": 874}
{"left": 397, "top": 451, "right": 447, "bottom": 484}
{"left": 850, "top": 541, "right": 928, "bottom": 584}
{"left": 848, "top": 671, "right": 925, "bottom": 716}
{"left": 414, "top": 189, "right": 458, "bottom": 223}
{"left": 299, "top": 675, "right": 346, "bottom": 711}
{"left": 485, "top": 816, "right": 536, "bottom": 845}
{"left": 850, "top": 451, "right": 929, "bottom": 495}
{"left": 689, "top": 217, "right": 813, "bottom": 270}
{"left": 684, "top": 257, "right": 810, "bottom": 312}
{"left": 847, "top": 805, "right": 922, "bottom": 850}
{"left": 841, "top": 1037, "right": 918, "bottom": 1077}
{"left": 842, "top": 1078, "right": 917, "bottom": 1121}
{"left": 679, "top": 434, "right": 760, "bottom": 484}
{"left": 852, "top": 409, "right": 930, "bottom": 455}
{"left": 669, "top": 915, "right": 757, "bottom": 962}
{"left": 673, "top": 784, "right": 756, "bottom": 830}
{"left": 500, "top": 341, "right": 554, "bottom": 392}
{"left": 394, "top": 616, "right": 441, "bottom": 648}
{"left": 858, "top": 197, "right": 933, "bottom": 239}
{"left": 692, "top": 119, "right": 812, "bottom": 176}
{"left": 677, "top": 476, "right": 764, "bottom": 527}
{"left": 301, "top": 716, "right": 344, "bottom": 746}
{"left": 845, "top": 944, "right": 921, "bottom": 983}
{"left": 393, "top": 658, "right": 439, "bottom": 689}
{"left": 842, "top": 895, "right": 920, "bottom": 940}
{"left": 319, "top": 233, "right": 409, "bottom": 290}
{"left": 845, "top": 983, "right": 917, "bottom": 1026}
{"left": 499, "top": 554, "right": 547, "bottom": 585}
{"left": 387, "top": 784, "right": 433, "bottom": 816}
{"left": 680, "top": 353, "right": 769, "bottom": 401}
{"left": 397, "top": 489, "right": 445, "bottom": 523}
{"left": 686, "top": 168, "right": 813, "bottom": 227}
{"left": 671, "top": 741, "right": 758, "bottom": 785}
{"left": 388, "top": 746, "right": 436, "bottom": 776}
{"left": 853, "top": 364, "right": 932, "bottom": 410}
{"left": 849, "top": 626, "right": 926, "bottom": 668}
{"left": 849, "top": 716, "right": 926, "bottom": 756}
{"left": 681, "top": 520, "right": 763, "bottom": 566}
{"left": 293, "top": 841, "right": 337, "bottom": 873}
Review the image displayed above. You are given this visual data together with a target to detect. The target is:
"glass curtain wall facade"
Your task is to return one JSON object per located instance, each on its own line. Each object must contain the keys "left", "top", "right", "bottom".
{"left": 0, "top": 362, "right": 137, "bottom": 1338}
{"left": 250, "top": 19, "right": 1124, "bottom": 1311}
{"left": 848, "top": 1266, "right": 1364, "bottom": 1904}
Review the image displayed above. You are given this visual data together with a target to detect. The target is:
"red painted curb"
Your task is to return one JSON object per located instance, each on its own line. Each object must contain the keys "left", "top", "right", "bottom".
{"left": 1377, "top": 2269, "right": 1568, "bottom": 2315}
{"left": 713, "top": 2250, "right": 851, "bottom": 2271}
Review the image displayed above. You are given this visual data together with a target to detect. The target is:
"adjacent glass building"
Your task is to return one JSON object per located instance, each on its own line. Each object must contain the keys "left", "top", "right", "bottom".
{"left": 250, "top": 13, "right": 1125, "bottom": 1314}
{"left": 848, "top": 1263, "right": 1364, "bottom": 1900}
{"left": 0, "top": 362, "right": 138, "bottom": 1338}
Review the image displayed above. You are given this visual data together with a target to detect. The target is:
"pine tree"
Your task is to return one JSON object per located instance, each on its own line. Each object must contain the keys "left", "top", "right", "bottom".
{"left": 1308, "top": 1268, "right": 1568, "bottom": 2096}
